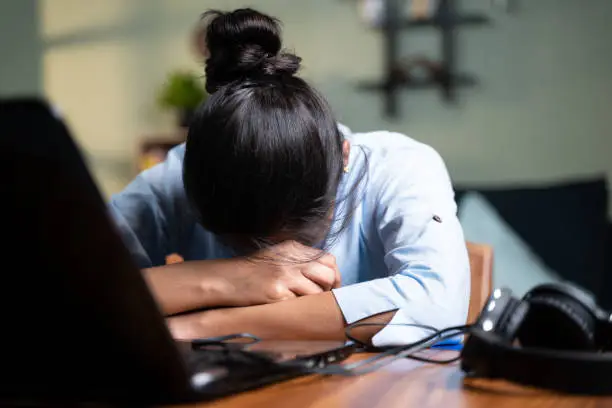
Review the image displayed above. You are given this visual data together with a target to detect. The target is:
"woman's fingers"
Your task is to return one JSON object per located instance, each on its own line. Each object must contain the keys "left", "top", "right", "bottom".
{"left": 301, "top": 258, "right": 338, "bottom": 291}
{"left": 315, "top": 253, "right": 341, "bottom": 288}
{"left": 287, "top": 274, "right": 325, "bottom": 296}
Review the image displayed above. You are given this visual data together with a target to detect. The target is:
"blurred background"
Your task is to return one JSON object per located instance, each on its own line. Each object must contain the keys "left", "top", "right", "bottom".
{"left": 1, "top": 1, "right": 611, "bottom": 305}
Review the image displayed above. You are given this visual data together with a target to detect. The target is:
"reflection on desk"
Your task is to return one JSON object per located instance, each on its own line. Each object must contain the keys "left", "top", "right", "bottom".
{"left": 169, "top": 351, "right": 612, "bottom": 408}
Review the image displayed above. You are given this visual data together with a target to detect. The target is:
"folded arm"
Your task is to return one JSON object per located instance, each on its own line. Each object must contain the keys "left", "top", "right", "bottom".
{"left": 167, "top": 291, "right": 396, "bottom": 344}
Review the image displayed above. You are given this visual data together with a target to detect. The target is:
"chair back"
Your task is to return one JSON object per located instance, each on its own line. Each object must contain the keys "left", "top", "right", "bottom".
{"left": 466, "top": 242, "right": 493, "bottom": 324}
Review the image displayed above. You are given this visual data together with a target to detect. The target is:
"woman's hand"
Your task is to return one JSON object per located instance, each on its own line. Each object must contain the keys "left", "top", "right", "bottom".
{"left": 218, "top": 240, "right": 341, "bottom": 306}
{"left": 143, "top": 241, "right": 340, "bottom": 315}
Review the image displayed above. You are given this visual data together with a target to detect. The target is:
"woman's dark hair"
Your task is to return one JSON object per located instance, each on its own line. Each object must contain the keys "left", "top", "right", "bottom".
{"left": 183, "top": 8, "right": 354, "bottom": 254}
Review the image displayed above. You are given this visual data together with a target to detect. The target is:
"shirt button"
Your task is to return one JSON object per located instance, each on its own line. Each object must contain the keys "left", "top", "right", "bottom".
{"left": 433, "top": 215, "right": 442, "bottom": 223}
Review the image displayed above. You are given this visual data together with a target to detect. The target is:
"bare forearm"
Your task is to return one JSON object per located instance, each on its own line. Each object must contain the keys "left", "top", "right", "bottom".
{"left": 142, "top": 259, "right": 248, "bottom": 316}
{"left": 166, "top": 291, "right": 396, "bottom": 343}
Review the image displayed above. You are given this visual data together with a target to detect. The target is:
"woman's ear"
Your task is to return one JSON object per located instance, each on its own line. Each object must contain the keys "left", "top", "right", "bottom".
{"left": 342, "top": 140, "right": 351, "bottom": 167}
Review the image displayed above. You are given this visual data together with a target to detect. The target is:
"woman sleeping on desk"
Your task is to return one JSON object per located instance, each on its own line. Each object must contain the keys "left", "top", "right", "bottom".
{"left": 109, "top": 8, "right": 470, "bottom": 347}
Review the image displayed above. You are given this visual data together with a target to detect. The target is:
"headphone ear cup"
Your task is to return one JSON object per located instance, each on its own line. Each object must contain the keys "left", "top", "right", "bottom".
{"left": 497, "top": 300, "right": 529, "bottom": 343}
{"left": 517, "top": 294, "right": 597, "bottom": 350}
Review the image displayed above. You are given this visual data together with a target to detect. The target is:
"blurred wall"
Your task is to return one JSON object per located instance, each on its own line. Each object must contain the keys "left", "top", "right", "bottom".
{"left": 35, "top": 0, "right": 612, "bottom": 207}
{"left": 0, "top": 0, "right": 41, "bottom": 96}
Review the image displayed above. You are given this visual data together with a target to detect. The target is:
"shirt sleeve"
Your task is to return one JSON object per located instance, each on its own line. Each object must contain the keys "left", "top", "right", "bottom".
{"left": 108, "top": 146, "right": 187, "bottom": 268}
{"left": 332, "top": 142, "right": 470, "bottom": 347}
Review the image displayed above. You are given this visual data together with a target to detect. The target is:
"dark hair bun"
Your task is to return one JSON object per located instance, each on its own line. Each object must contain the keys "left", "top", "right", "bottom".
{"left": 202, "top": 8, "right": 302, "bottom": 93}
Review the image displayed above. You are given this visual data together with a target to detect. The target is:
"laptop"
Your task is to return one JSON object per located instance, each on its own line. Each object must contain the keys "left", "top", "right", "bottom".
{"left": 0, "top": 99, "right": 354, "bottom": 405}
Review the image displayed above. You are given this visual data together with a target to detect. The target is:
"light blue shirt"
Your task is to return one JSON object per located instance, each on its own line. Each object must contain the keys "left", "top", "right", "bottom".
{"left": 109, "top": 125, "right": 470, "bottom": 346}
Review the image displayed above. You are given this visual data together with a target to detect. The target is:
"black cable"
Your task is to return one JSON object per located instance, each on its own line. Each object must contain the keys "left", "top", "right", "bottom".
{"left": 189, "top": 324, "right": 468, "bottom": 376}
{"left": 343, "top": 326, "right": 444, "bottom": 369}
{"left": 348, "top": 328, "right": 463, "bottom": 374}
{"left": 349, "top": 325, "right": 469, "bottom": 373}
{"left": 306, "top": 324, "right": 471, "bottom": 376}
{"left": 347, "top": 321, "right": 469, "bottom": 359}
{"left": 395, "top": 351, "right": 462, "bottom": 364}
{"left": 344, "top": 322, "right": 439, "bottom": 349}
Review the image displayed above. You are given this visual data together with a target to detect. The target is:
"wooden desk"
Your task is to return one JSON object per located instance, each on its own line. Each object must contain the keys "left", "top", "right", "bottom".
{"left": 174, "top": 351, "right": 612, "bottom": 408}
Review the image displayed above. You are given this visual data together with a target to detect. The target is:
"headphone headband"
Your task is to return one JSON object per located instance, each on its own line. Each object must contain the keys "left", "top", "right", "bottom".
{"left": 524, "top": 282, "right": 608, "bottom": 321}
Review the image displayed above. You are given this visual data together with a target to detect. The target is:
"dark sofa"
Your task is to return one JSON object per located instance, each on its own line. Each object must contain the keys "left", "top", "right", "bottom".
{"left": 455, "top": 177, "right": 611, "bottom": 308}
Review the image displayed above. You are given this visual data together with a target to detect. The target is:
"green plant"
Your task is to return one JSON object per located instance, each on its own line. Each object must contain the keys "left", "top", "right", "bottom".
{"left": 157, "top": 70, "right": 207, "bottom": 111}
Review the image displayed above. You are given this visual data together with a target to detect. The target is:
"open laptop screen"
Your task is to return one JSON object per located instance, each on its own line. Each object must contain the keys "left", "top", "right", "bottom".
{"left": 0, "top": 98, "right": 192, "bottom": 404}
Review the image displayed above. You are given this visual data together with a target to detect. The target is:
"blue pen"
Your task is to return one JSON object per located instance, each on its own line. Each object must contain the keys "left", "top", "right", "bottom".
{"left": 431, "top": 339, "right": 463, "bottom": 351}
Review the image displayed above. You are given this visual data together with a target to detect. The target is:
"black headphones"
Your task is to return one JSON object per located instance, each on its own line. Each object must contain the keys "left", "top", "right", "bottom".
{"left": 461, "top": 282, "right": 612, "bottom": 394}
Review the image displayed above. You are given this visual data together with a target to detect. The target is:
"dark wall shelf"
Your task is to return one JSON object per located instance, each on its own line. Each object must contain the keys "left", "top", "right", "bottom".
{"left": 358, "top": 73, "right": 476, "bottom": 90}
{"left": 358, "top": 0, "right": 490, "bottom": 118}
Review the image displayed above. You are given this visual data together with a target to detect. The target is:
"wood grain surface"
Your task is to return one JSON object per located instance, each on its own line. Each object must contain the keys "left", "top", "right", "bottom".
{"left": 170, "top": 351, "right": 612, "bottom": 408}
